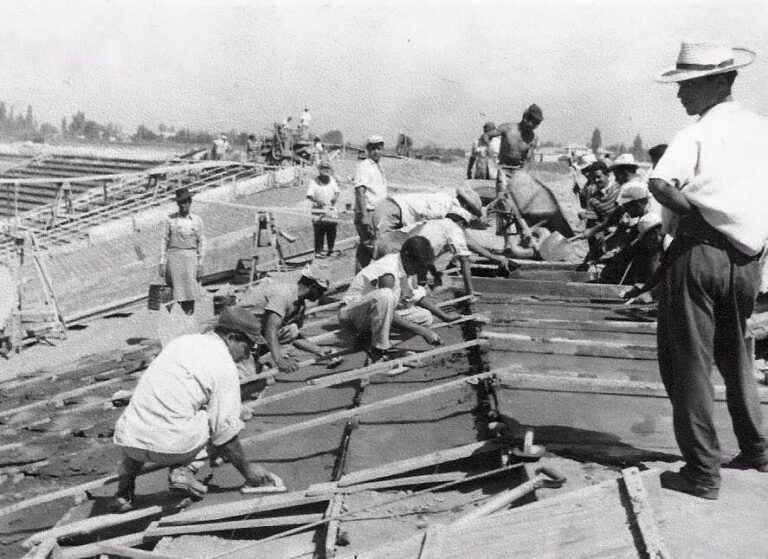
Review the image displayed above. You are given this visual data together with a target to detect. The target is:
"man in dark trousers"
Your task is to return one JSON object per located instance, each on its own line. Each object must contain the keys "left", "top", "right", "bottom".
{"left": 649, "top": 41, "right": 768, "bottom": 499}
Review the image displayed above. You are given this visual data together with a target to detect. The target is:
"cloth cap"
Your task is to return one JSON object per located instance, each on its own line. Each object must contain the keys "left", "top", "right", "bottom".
{"left": 483, "top": 121, "right": 496, "bottom": 132}
{"left": 366, "top": 135, "right": 385, "bottom": 147}
{"left": 657, "top": 42, "right": 755, "bottom": 83}
{"left": 581, "top": 160, "right": 609, "bottom": 176}
{"left": 610, "top": 153, "right": 639, "bottom": 171}
{"left": 174, "top": 187, "right": 193, "bottom": 202}
{"left": 524, "top": 103, "right": 543, "bottom": 121}
{"left": 618, "top": 183, "right": 650, "bottom": 205}
{"left": 318, "top": 160, "right": 333, "bottom": 171}
{"left": 456, "top": 184, "right": 483, "bottom": 217}
{"left": 218, "top": 306, "right": 266, "bottom": 345}
{"left": 301, "top": 263, "right": 330, "bottom": 291}
{"left": 446, "top": 204, "right": 474, "bottom": 225}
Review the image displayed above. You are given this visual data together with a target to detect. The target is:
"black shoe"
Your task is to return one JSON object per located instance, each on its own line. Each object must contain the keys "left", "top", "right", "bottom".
{"left": 367, "top": 347, "right": 398, "bottom": 364}
{"left": 107, "top": 495, "right": 135, "bottom": 514}
{"left": 659, "top": 470, "right": 719, "bottom": 500}
{"left": 723, "top": 453, "right": 768, "bottom": 472}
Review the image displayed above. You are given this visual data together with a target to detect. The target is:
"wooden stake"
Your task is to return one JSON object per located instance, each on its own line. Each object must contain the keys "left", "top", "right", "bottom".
{"left": 621, "top": 467, "right": 673, "bottom": 559}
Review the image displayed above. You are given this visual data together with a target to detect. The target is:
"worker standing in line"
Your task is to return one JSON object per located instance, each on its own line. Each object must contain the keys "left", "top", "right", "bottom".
{"left": 306, "top": 161, "right": 340, "bottom": 259}
{"left": 212, "top": 133, "right": 229, "bottom": 160}
{"left": 466, "top": 121, "right": 495, "bottom": 179}
{"left": 159, "top": 187, "right": 204, "bottom": 316}
{"left": 109, "top": 306, "right": 282, "bottom": 513}
{"left": 353, "top": 135, "right": 388, "bottom": 272}
{"left": 649, "top": 41, "right": 768, "bottom": 499}
{"left": 300, "top": 108, "right": 312, "bottom": 134}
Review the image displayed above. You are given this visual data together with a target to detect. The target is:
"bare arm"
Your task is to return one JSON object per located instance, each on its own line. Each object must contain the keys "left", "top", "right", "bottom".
{"left": 264, "top": 311, "right": 297, "bottom": 373}
{"left": 466, "top": 235, "right": 508, "bottom": 266}
{"left": 417, "top": 296, "right": 460, "bottom": 323}
{"left": 648, "top": 178, "right": 691, "bottom": 215}
{"left": 457, "top": 255, "right": 473, "bottom": 294}
{"left": 215, "top": 435, "right": 273, "bottom": 486}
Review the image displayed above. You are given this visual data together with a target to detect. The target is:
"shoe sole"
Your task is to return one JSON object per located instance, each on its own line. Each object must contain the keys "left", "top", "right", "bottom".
{"left": 169, "top": 484, "right": 207, "bottom": 501}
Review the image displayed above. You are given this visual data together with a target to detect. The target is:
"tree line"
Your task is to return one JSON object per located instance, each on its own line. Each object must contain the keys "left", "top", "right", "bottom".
{"left": 590, "top": 128, "right": 647, "bottom": 161}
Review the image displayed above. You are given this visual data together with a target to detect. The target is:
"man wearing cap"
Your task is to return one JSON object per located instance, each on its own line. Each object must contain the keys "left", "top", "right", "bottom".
{"left": 649, "top": 42, "right": 768, "bottom": 499}
{"left": 306, "top": 161, "right": 340, "bottom": 258}
{"left": 354, "top": 135, "right": 388, "bottom": 271}
{"left": 212, "top": 133, "right": 230, "bottom": 160}
{"left": 159, "top": 187, "right": 205, "bottom": 316}
{"left": 240, "top": 264, "right": 332, "bottom": 374}
{"left": 372, "top": 184, "right": 484, "bottom": 241}
{"left": 110, "top": 306, "right": 280, "bottom": 513}
{"left": 467, "top": 121, "right": 498, "bottom": 180}
{"left": 340, "top": 236, "right": 460, "bottom": 363}
{"left": 481, "top": 105, "right": 550, "bottom": 252}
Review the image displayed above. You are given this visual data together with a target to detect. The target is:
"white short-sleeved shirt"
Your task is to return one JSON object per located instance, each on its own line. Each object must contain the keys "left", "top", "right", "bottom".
{"left": 650, "top": 101, "right": 768, "bottom": 256}
{"left": 306, "top": 177, "right": 340, "bottom": 209}
{"left": 410, "top": 218, "right": 471, "bottom": 258}
{"left": 114, "top": 333, "right": 244, "bottom": 454}
{"left": 354, "top": 158, "right": 388, "bottom": 211}
{"left": 343, "top": 253, "right": 424, "bottom": 308}
{"left": 390, "top": 192, "right": 454, "bottom": 227}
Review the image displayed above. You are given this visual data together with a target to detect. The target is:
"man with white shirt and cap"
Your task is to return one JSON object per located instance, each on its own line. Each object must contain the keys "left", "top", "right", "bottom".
{"left": 649, "top": 41, "right": 768, "bottom": 499}
{"left": 354, "top": 135, "right": 388, "bottom": 271}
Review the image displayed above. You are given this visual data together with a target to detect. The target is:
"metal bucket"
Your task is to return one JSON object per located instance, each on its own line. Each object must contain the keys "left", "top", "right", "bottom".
{"left": 213, "top": 294, "right": 237, "bottom": 316}
{"left": 148, "top": 284, "right": 173, "bottom": 310}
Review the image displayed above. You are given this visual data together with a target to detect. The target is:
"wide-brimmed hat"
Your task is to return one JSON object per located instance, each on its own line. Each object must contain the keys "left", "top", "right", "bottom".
{"left": 366, "top": 135, "right": 385, "bottom": 147}
{"left": 456, "top": 184, "right": 483, "bottom": 217}
{"left": 610, "top": 153, "right": 639, "bottom": 171}
{"left": 574, "top": 152, "right": 597, "bottom": 170}
{"left": 218, "top": 306, "right": 266, "bottom": 345}
{"left": 175, "top": 187, "right": 193, "bottom": 202}
{"left": 618, "top": 182, "right": 650, "bottom": 205}
{"left": 657, "top": 42, "right": 756, "bottom": 83}
{"left": 482, "top": 121, "right": 496, "bottom": 132}
{"left": 301, "top": 263, "right": 330, "bottom": 291}
{"left": 631, "top": 213, "right": 663, "bottom": 246}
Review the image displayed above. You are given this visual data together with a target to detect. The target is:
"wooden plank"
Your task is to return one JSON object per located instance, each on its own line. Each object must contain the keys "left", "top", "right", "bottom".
{"left": 242, "top": 371, "right": 496, "bottom": 447}
{"left": 307, "top": 472, "right": 467, "bottom": 496}
{"left": 23, "top": 506, "right": 163, "bottom": 550}
{"left": 447, "top": 275, "right": 631, "bottom": 299}
{"left": 248, "top": 338, "right": 487, "bottom": 411}
{"left": 417, "top": 526, "right": 443, "bottom": 559}
{"left": 489, "top": 316, "right": 656, "bottom": 334}
{"left": 95, "top": 544, "right": 181, "bottom": 559}
{"left": 160, "top": 491, "right": 328, "bottom": 526}
{"left": 338, "top": 440, "right": 500, "bottom": 487}
{"left": 483, "top": 331, "right": 657, "bottom": 360}
{"left": 144, "top": 513, "right": 323, "bottom": 538}
{"left": 496, "top": 370, "right": 768, "bottom": 404}
{"left": 324, "top": 493, "right": 345, "bottom": 559}
{"left": 60, "top": 534, "right": 146, "bottom": 559}
{"left": 621, "top": 468, "right": 673, "bottom": 559}
{"left": 0, "top": 377, "right": 125, "bottom": 420}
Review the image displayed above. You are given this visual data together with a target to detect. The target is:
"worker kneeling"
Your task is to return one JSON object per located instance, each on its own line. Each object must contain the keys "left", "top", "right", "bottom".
{"left": 339, "top": 236, "right": 461, "bottom": 363}
{"left": 110, "top": 306, "right": 280, "bottom": 513}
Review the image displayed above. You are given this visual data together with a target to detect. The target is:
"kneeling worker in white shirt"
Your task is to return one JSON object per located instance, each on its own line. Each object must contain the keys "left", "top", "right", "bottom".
{"left": 110, "top": 306, "right": 281, "bottom": 513}
{"left": 339, "top": 236, "right": 461, "bottom": 363}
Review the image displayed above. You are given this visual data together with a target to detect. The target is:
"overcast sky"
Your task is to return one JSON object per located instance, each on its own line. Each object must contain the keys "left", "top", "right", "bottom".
{"left": 1, "top": 0, "right": 767, "bottom": 148}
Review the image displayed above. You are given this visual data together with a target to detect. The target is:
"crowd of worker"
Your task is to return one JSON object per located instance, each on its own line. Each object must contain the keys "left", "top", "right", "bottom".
{"left": 106, "top": 40, "right": 768, "bottom": 512}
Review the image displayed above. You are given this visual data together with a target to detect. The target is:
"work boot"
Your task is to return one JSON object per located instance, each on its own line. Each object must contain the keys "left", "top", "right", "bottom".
{"left": 659, "top": 469, "right": 719, "bottom": 500}
{"left": 722, "top": 453, "right": 768, "bottom": 472}
{"left": 367, "top": 347, "right": 398, "bottom": 365}
{"left": 168, "top": 466, "right": 208, "bottom": 501}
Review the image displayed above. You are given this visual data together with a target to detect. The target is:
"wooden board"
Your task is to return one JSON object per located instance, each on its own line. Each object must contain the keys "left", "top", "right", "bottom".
{"left": 448, "top": 275, "right": 631, "bottom": 300}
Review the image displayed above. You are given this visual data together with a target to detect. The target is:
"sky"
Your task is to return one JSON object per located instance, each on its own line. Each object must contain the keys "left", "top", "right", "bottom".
{"left": 1, "top": 0, "right": 767, "bottom": 149}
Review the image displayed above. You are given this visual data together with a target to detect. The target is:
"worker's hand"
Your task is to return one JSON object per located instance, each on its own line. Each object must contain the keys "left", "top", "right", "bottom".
{"left": 158, "top": 263, "right": 165, "bottom": 277}
{"left": 196, "top": 265, "right": 204, "bottom": 281}
{"left": 442, "top": 313, "right": 463, "bottom": 324}
{"left": 245, "top": 463, "right": 275, "bottom": 487}
{"left": 567, "top": 234, "right": 585, "bottom": 243}
{"left": 276, "top": 355, "right": 299, "bottom": 374}
{"left": 422, "top": 330, "right": 443, "bottom": 346}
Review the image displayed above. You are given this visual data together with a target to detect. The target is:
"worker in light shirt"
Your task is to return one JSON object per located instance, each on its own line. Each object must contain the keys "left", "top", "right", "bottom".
{"left": 648, "top": 41, "right": 768, "bottom": 500}
{"left": 354, "top": 135, "right": 388, "bottom": 271}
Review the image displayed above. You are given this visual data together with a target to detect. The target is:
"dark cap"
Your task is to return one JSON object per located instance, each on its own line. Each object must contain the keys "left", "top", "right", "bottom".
{"left": 218, "top": 306, "right": 266, "bottom": 345}
{"left": 524, "top": 103, "right": 543, "bottom": 121}
{"left": 483, "top": 121, "right": 496, "bottom": 132}
{"left": 175, "top": 187, "right": 193, "bottom": 202}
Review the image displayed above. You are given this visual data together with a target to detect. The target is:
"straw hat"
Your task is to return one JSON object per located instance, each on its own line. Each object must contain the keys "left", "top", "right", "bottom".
{"left": 631, "top": 213, "right": 663, "bottom": 246}
{"left": 618, "top": 183, "right": 649, "bottom": 206}
{"left": 301, "top": 263, "right": 330, "bottom": 291}
{"left": 657, "top": 42, "right": 756, "bottom": 83}
{"left": 366, "top": 135, "right": 385, "bottom": 147}
{"left": 610, "top": 153, "right": 639, "bottom": 171}
{"left": 575, "top": 152, "right": 597, "bottom": 170}
{"left": 456, "top": 184, "right": 483, "bottom": 217}
{"left": 174, "top": 187, "right": 193, "bottom": 202}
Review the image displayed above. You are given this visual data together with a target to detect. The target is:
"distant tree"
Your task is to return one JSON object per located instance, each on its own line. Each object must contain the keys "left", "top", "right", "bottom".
{"left": 321, "top": 130, "right": 343, "bottom": 145}
{"left": 25, "top": 105, "right": 34, "bottom": 127}
{"left": 158, "top": 123, "right": 167, "bottom": 134}
{"left": 60, "top": 116, "right": 67, "bottom": 136}
{"left": 631, "top": 134, "right": 644, "bottom": 161}
{"left": 133, "top": 124, "right": 158, "bottom": 141}
{"left": 590, "top": 128, "right": 602, "bottom": 153}
{"left": 0, "top": 103, "right": 7, "bottom": 125}
{"left": 40, "top": 122, "right": 58, "bottom": 136}
{"left": 69, "top": 111, "right": 86, "bottom": 136}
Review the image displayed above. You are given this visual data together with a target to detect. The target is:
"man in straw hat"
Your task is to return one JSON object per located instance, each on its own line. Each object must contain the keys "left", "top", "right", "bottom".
{"left": 354, "top": 134, "right": 388, "bottom": 271}
{"left": 649, "top": 41, "right": 768, "bottom": 499}
{"left": 159, "top": 187, "right": 205, "bottom": 315}
{"left": 110, "top": 306, "right": 283, "bottom": 513}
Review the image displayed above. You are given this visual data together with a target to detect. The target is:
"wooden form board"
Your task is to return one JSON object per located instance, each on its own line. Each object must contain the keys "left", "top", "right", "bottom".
{"left": 446, "top": 275, "right": 631, "bottom": 300}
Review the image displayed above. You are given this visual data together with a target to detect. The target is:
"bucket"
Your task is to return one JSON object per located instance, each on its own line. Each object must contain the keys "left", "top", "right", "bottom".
{"left": 148, "top": 284, "right": 173, "bottom": 310}
{"left": 213, "top": 294, "right": 237, "bottom": 316}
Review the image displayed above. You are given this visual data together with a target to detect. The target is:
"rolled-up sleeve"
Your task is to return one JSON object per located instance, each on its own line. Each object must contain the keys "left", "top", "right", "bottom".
{"left": 207, "top": 361, "right": 245, "bottom": 446}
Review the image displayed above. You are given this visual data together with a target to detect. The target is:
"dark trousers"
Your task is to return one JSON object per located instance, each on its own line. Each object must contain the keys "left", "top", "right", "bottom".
{"left": 313, "top": 221, "right": 337, "bottom": 254}
{"left": 657, "top": 239, "right": 767, "bottom": 484}
{"left": 355, "top": 210, "right": 376, "bottom": 273}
